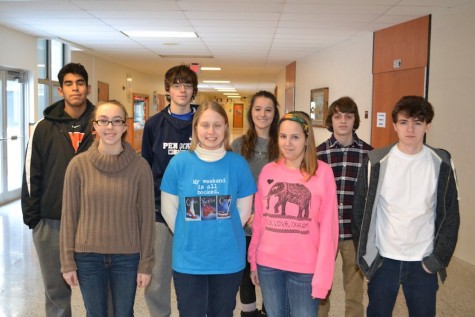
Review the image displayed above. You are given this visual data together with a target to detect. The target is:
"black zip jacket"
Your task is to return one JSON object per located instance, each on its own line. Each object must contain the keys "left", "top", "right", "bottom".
{"left": 21, "top": 99, "right": 95, "bottom": 229}
{"left": 352, "top": 144, "right": 460, "bottom": 282}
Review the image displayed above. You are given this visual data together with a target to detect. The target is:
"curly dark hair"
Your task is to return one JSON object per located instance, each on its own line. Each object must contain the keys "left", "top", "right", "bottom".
{"left": 391, "top": 96, "right": 434, "bottom": 124}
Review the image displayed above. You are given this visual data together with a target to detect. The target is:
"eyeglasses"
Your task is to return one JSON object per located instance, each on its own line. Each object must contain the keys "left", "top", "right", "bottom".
{"left": 171, "top": 83, "right": 193, "bottom": 90}
{"left": 94, "top": 119, "right": 126, "bottom": 126}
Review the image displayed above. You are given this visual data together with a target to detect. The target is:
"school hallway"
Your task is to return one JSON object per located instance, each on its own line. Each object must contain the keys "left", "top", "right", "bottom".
{"left": 2, "top": 198, "right": 475, "bottom": 316}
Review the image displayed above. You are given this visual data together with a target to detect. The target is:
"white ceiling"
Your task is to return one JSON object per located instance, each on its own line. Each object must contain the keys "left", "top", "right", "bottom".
{"left": 0, "top": 0, "right": 472, "bottom": 97}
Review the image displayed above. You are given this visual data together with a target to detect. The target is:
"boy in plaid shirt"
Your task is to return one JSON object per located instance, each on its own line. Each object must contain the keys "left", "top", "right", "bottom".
{"left": 316, "top": 96, "right": 372, "bottom": 317}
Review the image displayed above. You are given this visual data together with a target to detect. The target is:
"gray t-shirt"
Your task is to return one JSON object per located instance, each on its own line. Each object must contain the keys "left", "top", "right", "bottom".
{"left": 231, "top": 136, "right": 270, "bottom": 235}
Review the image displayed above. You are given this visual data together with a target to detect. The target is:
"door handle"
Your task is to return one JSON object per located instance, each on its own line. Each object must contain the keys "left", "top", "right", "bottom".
{"left": 0, "top": 136, "right": 18, "bottom": 141}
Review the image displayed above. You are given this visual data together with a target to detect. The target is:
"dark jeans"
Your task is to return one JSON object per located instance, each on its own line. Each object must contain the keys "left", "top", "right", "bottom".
{"left": 173, "top": 270, "right": 244, "bottom": 317}
{"left": 257, "top": 265, "right": 319, "bottom": 317}
{"left": 367, "top": 257, "right": 438, "bottom": 317}
{"left": 75, "top": 252, "right": 140, "bottom": 317}
{"left": 240, "top": 236, "right": 266, "bottom": 312}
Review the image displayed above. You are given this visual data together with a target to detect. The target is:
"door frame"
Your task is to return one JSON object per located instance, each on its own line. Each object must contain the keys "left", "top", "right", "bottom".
{"left": 0, "top": 69, "right": 27, "bottom": 204}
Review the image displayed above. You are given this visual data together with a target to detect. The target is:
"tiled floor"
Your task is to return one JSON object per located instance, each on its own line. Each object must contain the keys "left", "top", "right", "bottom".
{"left": 2, "top": 200, "right": 475, "bottom": 316}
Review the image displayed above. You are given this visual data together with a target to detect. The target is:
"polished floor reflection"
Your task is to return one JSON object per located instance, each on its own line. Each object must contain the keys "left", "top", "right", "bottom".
{"left": 2, "top": 192, "right": 475, "bottom": 315}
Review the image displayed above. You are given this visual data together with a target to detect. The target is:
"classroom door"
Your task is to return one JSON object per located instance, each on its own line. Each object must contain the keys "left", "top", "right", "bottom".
{"left": 233, "top": 103, "right": 243, "bottom": 128}
{"left": 372, "top": 68, "right": 426, "bottom": 148}
{"left": 98, "top": 81, "right": 109, "bottom": 101}
{"left": 371, "top": 16, "right": 430, "bottom": 148}
{"left": 0, "top": 70, "right": 26, "bottom": 204}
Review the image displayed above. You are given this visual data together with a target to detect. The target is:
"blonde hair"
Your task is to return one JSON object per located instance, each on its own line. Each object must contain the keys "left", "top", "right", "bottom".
{"left": 190, "top": 101, "right": 231, "bottom": 151}
{"left": 277, "top": 111, "right": 318, "bottom": 181}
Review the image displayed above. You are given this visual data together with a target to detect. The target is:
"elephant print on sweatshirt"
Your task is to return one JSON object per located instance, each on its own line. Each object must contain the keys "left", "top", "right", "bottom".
{"left": 265, "top": 182, "right": 311, "bottom": 218}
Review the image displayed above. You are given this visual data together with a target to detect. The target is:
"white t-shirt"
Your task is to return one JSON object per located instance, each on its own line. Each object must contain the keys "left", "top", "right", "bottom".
{"left": 376, "top": 145, "right": 437, "bottom": 261}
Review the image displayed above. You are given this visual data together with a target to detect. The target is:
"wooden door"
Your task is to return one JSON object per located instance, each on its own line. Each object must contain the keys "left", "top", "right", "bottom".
{"left": 285, "top": 61, "right": 296, "bottom": 113}
{"left": 371, "top": 15, "right": 430, "bottom": 148}
{"left": 372, "top": 68, "right": 426, "bottom": 148}
{"left": 125, "top": 118, "right": 134, "bottom": 146}
{"left": 233, "top": 103, "right": 243, "bottom": 128}
{"left": 132, "top": 93, "right": 149, "bottom": 153}
{"left": 97, "top": 81, "right": 109, "bottom": 101}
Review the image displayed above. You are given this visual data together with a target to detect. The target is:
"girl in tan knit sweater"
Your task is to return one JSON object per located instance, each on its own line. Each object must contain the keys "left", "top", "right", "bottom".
{"left": 60, "top": 100, "right": 155, "bottom": 317}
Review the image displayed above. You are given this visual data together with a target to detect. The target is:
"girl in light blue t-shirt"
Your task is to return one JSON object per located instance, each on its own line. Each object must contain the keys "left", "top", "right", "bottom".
{"left": 161, "top": 101, "right": 256, "bottom": 317}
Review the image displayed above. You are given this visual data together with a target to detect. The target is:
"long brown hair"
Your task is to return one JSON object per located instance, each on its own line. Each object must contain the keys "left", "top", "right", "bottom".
{"left": 240, "top": 91, "right": 280, "bottom": 161}
{"left": 189, "top": 101, "right": 232, "bottom": 151}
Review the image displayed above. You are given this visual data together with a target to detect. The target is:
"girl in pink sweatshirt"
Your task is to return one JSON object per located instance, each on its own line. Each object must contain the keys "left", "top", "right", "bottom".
{"left": 248, "top": 111, "right": 338, "bottom": 317}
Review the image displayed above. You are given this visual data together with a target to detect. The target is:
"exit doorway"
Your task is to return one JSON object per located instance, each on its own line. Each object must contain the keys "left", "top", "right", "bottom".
{"left": 0, "top": 69, "right": 26, "bottom": 205}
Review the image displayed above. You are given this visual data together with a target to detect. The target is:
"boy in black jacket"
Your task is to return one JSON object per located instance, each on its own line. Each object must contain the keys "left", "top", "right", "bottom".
{"left": 22, "top": 63, "right": 95, "bottom": 316}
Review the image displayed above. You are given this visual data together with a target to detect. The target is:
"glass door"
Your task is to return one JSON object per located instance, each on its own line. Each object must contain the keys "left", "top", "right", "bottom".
{"left": 0, "top": 70, "right": 26, "bottom": 204}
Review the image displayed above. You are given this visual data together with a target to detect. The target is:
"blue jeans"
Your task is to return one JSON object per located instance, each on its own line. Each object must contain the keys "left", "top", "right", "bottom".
{"left": 173, "top": 270, "right": 243, "bottom": 317}
{"left": 367, "top": 257, "right": 438, "bottom": 317}
{"left": 257, "top": 265, "right": 319, "bottom": 317}
{"left": 75, "top": 253, "right": 140, "bottom": 317}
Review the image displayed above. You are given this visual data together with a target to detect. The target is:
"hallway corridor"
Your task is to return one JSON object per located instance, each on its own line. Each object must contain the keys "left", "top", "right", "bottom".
{"left": 2, "top": 198, "right": 475, "bottom": 316}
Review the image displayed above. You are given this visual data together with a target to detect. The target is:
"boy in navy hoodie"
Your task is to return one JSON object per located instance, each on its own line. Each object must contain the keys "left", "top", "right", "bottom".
{"left": 142, "top": 65, "right": 198, "bottom": 317}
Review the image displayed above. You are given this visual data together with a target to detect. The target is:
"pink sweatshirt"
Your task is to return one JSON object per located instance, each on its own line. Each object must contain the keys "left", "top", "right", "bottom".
{"left": 248, "top": 159, "right": 338, "bottom": 299}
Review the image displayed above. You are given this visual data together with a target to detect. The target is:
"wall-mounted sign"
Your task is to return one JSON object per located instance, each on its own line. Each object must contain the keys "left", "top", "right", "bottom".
{"left": 377, "top": 112, "right": 386, "bottom": 128}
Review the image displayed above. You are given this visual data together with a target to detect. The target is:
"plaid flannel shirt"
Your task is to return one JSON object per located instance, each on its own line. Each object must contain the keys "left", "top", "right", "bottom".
{"left": 317, "top": 133, "right": 373, "bottom": 240}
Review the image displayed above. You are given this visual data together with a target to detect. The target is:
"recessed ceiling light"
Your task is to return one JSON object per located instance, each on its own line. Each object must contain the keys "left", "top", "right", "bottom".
{"left": 122, "top": 31, "right": 198, "bottom": 38}
{"left": 201, "top": 67, "right": 221, "bottom": 71}
{"left": 203, "top": 80, "right": 230, "bottom": 84}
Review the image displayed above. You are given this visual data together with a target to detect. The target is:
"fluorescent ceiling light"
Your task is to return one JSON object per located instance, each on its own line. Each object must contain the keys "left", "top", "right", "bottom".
{"left": 217, "top": 88, "right": 236, "bottom": 91}
{"left": 201, "top": 67, "right": 221, "bottom": 71}
{"left": 227, "top": 95, "right": 241, "bottom": 98}
{"left": 223, "top": 93, "right": 240, "bottom": 96}
{"left": 203, "top": 80, "right": 230, "bottom": 84}
{"left": 122, "top": 31, "right": 197, "bottom": 38}
{"left": 160, "top": 54, "right": 213, "bottom": 58}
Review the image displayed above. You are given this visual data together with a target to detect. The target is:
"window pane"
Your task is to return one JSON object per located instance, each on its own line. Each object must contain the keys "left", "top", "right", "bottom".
{"left": 37, "top": 83, "right": 49, "bottom": 120}
{"left": 37, "top": 39, "right": 48, "bottom": 80}
{"left": 51, "top": 40, "right": 64, "bottom": 81}
{"left": 6, "top": 76, "right": 24, "bottom": 191}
